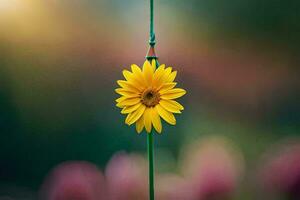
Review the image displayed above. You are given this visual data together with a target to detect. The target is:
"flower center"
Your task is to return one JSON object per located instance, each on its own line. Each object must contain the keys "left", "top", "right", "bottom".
{"left": 141, "top": 88, "right": 160, "bottom": 107}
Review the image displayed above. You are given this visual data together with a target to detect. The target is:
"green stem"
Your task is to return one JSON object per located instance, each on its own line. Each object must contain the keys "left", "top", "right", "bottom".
{"left": 147, "top": 130, "right": 155, "bottom": 200}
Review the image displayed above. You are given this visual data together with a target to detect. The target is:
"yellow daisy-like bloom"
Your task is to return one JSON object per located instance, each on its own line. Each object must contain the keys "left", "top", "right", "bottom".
{"left": 115, "top": 59, "right": 186, "bottom": 134}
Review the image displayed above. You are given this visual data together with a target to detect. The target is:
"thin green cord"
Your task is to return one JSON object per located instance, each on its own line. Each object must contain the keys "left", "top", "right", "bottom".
{"left": 147, "top": 130, "right": 154, "bottom": 200}
{"left": 149, "top": 0, "right": 155, "bottom": 46}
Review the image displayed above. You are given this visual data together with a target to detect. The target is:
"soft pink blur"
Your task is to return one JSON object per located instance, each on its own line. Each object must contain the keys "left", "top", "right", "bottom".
{"left": 39, "top": 139, "right": 246, "bottom": 200}
{"left": 156, "top": 173, "right": 195, "bottom": 200}
{"left": 105, "top": 152, "right": 148, "bottom": 200}
{"left": 180, "top": 137, "right": 245, "bottom": 200}
{"left": 258, "top": 140, "right": 300, "bottom": 199}
{"left": 39, "top": 161, "right": 107, "bottom": 200}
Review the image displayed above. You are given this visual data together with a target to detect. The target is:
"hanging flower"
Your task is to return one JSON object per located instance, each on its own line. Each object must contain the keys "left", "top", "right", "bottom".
{"left": 115, "top": 59, "right": 186, "bottom": 134}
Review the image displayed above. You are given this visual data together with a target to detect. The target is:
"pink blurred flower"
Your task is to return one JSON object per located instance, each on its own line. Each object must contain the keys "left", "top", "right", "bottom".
{"left": 156, "top": 173, "right": 195, "bottom": 200}
{"left": 180, "top": 137, "right": 244, "bottom": 200}
{"left": 105, "top": 152, "right": 148, "bottom": 200}
{"left": 39, "top": 161, "right": 107, "bottom": 200}
{"left": 258, "top": 141, "right": 300, "bottom": 199}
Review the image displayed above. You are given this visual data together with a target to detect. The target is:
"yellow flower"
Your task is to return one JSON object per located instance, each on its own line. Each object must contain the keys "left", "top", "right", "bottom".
{"left": 115, "top": 59, "right": 186, "bottom": 134}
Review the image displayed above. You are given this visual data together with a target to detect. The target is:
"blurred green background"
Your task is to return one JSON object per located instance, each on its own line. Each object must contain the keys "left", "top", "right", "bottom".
{"left": 0, "top": 0, "right": 299, "bottom": 199}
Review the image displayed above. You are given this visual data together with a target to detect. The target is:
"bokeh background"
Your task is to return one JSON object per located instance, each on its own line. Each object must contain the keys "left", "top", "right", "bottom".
{"left": 0, "top": 0, "right": 299, "bottom": 199}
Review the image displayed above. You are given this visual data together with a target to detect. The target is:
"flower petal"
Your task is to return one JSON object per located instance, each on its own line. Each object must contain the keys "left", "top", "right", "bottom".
{"left": 155, "top": 104, "right": 176, "bottom": 125}
{"left": 143, "top": 60, "right": 154, "bottom": 85}
{"left": 123, "top": 69, "right": 143, "bottom": 88}
{"left": 166, "top": 71, "right": 177, "bottom": 83}
{"left": 159, "top": 99, "right": 181, "bottom": 114}
{"left": 160, "top": 88, "right": 186, "bottom": 99}
{"left": 153, "top": 64, "right": 166, "bottom": 88}
{"left": 158, "top": 82, "right": 177, "bottom": 93}
{"left": 121, "top": 103, "right": 142, "bottom": 114}
{"left": 116, "top": 98, "right": 140, "bottom": 107}
{"left": 151, "top": 59, "right": 157, "bottom": 71}
{"left": 115, "top": 88, "right": 140, "bottom": 97}
{"left": 143, "top": 108, "right": 152, "bottom": 133}
{"left": 116, "top": 96, "right": 127, "bottom": 103}
{"left": 126, "top": 104, "right": 146, "bottom": 125}
{"left": 122, "top": 70, "right": 133, "bottom": 81}
{"left": 164, "top": 99, "right": 184, "bottom": 110}
{"left": 151, "top": 107, "right": 162, "bottom": 133}
{"left": 156, "top": 67, "right": 172, "bottom": 88}
{"left": 117, "top": 80, "right": 142, "bottom": 93}
{"left": 131, "top": 64, "right": 147, "bottom": 88}
{"left": 136, "top": 114, "right": 144, "bottom": 133}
